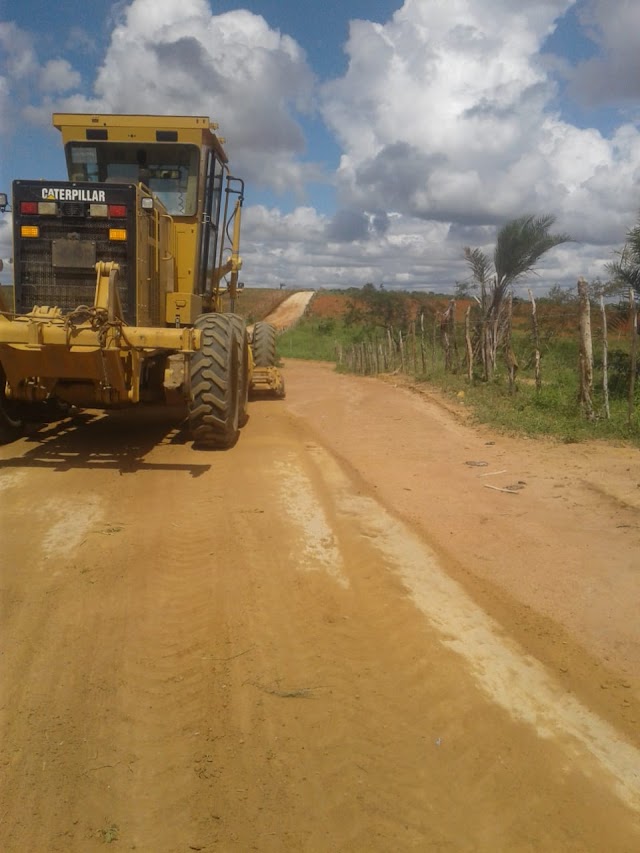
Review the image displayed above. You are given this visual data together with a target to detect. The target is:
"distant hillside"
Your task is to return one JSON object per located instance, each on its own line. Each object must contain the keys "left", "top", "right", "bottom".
{"left": 224, "top": 287, "right": 297, "bottom": 322}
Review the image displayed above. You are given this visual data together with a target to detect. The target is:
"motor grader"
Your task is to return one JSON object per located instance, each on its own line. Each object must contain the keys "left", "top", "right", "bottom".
{"left": 0, "top": 113, "right": 284, "bottom": 448}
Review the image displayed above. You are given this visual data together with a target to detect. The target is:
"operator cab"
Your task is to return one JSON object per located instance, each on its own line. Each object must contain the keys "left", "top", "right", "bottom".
{"left": 53, "top": 114, "right": 237, "bottom": 300}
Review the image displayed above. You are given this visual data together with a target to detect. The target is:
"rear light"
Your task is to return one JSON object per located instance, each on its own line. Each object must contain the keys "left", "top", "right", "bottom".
{"left": 21, "top": 225, "right": 39, "bottom": 238}
{"left": 89, "top": 203, "right": 108, "bottom": 217}
{"left": 108, "top": 204, "right": 127, "bottom": 218}
{"left": 20, "top": 200, "right": 57, "bottom": 214}
{"left": 109, "top": 228, "right": 127, "bottom": 241}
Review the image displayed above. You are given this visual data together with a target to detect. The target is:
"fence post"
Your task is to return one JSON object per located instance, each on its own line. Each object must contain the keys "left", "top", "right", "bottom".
{"left": 629, "top": 288, "right": 638, "bottom": 426}
{"left": 504, "top": 292, "right": 518, "bottom": 394}
{"left": 528, "top": 288, "right": 542, "bottom": 391}
{"left": 465, "top": 305, "right": 473, "bottom": 382}
{"left": 600, "top": 294, "right": 610, "bottom": 419}
{"left": 432, "top": 314, "right": 437, "bottom": 369}
{"left": 578, "top": 277, "right": 595, "bottom": 420}
{"left": 411, "top": 321, "right": 418, "bottom": 374}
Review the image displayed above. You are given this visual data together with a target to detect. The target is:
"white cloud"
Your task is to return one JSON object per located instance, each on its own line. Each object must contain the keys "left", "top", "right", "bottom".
{"left": 39, "top": 59, "right": 82, "bottom": 93}
{"left": 568, "top": 0, "right": 640, "bottom": 106}
{"left": 0, "top": 74, "right": 13, "bottom": 137}
{"left": 0, "top": 22, "right": 83, "bottom": 138}
{"left": 241, "top": 203, "right": 468, "bottom": 291}
{"left": 320, "top": 0, "right": 640, "bottom": 261}
{"left": 0, "top": 22, "right": 39, "bottom": 80}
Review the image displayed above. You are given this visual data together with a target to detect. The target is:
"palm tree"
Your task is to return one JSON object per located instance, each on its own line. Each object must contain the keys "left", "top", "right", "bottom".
{"left": 607, "top": 217, "right": 640, "bottom": 297}
{"left": 465, "top": 214, "right": 570, "bottom": 379}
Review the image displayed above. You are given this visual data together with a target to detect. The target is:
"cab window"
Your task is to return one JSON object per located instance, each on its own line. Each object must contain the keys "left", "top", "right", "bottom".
{"left": 65, "top": 142, "right": 200, "bottom": 216}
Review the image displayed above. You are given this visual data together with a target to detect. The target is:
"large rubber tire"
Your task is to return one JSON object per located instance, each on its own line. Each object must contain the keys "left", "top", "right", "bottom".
{"left": 0, "top": 365, "right": 24, "bottom": 445}
{"left": 228, "top": 314, "right": 250, "bottom": 427}
{"left": 252, "top": 321, "right": 277, "bottom": 367}
{"left": 189, "top": 314, "right": 240, "bottom": 448}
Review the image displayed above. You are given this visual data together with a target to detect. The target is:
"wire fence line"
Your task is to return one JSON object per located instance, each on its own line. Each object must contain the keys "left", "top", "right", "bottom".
{"left": 337, "top": 288, "right": 639, "bottom": 425}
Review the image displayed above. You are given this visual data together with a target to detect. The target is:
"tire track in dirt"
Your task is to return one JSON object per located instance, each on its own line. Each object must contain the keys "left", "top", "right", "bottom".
{"left": 83, "top": 486, "right": 240, "bottom": 849}
{"left": 264, "top": 434, "right": 640, "bottom": 850}
{"left": 306, "top": 441, "right": 640, "bottom": 806}
{"left": 0, "top": 473, "right": 119, "bottom": 851}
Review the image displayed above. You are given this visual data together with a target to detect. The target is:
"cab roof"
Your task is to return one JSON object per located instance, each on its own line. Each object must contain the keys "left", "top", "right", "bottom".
{"left": 52, "top": 113, "right": 229, "bottom": 163}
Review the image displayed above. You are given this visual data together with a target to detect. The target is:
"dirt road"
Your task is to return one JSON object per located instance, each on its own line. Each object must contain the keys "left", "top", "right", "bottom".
{"left": 262, "top": 291, "right": 315, "bottom": 330}
{"left": 1, "top": 361, "right": 639, "bottom": 852}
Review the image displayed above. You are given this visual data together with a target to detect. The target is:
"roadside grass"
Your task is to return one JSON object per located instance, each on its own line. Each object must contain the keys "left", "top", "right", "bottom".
{"left": 413, "top": 334, "right": 640, "bottom": 445}
{"left": 281, "top": 317, "right": 640, "bottom": 445}
{"left": 278, "top": 316, "right": 364, "bottom": 361}
{"left": 424, "top": 367, "right": 639, "bottom": 445}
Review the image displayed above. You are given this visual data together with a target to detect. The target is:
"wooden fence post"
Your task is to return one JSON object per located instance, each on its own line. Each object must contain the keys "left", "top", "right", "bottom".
{"left": 465, "top": 305, "right": 473, "bottom": 383}
{"left": 387, "top": 328, "right": 394, "bottom": 371}
{"left": 448, "top": 299, "right": 459, "bottom": 372}
{"left": 528, "top": 288, "right": 542, "bottom": 391}
{"left": 600, "top": 294, "right": 610, "bottom": 419}
{"left": 629, "top": 288, "right": 638, "bottom": 426}
{"left": 505, "top": 292, "right": 517, "bottom": 394}
{"left": 432, "top": 314, "right": 437, "bottom": 369}
{"left": 411, "top": 321, "right": 418, "bottom": 374}
{"left": 578, "top": 277, "right": 595, "bottom": 420}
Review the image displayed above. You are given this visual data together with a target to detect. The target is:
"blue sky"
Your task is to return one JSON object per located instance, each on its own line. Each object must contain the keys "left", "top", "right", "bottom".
{"left": 2, "top": 0, "right": 640, "bottom": 290}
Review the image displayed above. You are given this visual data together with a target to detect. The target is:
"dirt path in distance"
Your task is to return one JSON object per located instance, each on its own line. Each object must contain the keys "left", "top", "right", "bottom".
{"left": 262, "top": 290, "right": 315, "bottom": 329}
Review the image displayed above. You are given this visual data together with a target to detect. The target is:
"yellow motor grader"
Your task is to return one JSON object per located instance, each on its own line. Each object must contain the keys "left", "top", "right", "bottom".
{"left": 0, "top": 113, "right": 284, "bottom": 448}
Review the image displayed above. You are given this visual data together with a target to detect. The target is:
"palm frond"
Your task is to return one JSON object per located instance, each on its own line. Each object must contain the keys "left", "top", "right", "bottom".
{"left": 607, "top": 227, "right": 640, "bottom": 296}
{"left": 494, "top": 214, "right": 571, "bottom": 290}
{"left": 463, "top": 246, "right": 492, "bottom": 287}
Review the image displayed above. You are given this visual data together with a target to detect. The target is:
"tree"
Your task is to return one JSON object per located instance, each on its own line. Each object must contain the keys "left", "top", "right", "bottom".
{"left": 464, "top": 214, "right": 570, "bottom": 379}
{"left": 344, "top": 282, "right": 409, "bottom": 333}
{"left": 607, "top": 216, "right": 640, "bottom": 298}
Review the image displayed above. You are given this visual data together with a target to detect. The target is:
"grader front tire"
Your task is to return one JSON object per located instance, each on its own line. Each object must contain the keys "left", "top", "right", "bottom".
{"left": 189, "top": 314, "right": 240, "bottom": 449}
{"left": 252, "top": 321, "right": 277, "bottom": 367}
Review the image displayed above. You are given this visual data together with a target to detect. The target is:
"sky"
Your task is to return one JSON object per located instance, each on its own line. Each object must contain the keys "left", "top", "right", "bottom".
{"left": 2, "top": 0, "right": 640, "bottom": 292}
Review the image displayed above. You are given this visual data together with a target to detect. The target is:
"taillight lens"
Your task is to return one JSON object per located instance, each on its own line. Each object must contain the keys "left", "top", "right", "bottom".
{"left": 20, "top": 201, "right": 57, "bottom": 214}
{"left": 109, "top": 228, "right": 127, "bottom": 241}
{"left": 21, "top": 225, "right": 39, "bottom": 238}
{"left": 108, "top": 204, "right": 127, "bottom": 218}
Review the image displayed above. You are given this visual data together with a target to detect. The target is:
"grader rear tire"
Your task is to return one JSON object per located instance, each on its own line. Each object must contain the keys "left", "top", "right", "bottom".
{"left": 189, "top": 314, "right": 240, "bottom": 448}
{"left": 252, "top": 321, "right": 277, "bottom": 367}
{"left": 0, "top": 366, "right": 24, "bottom": 445}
